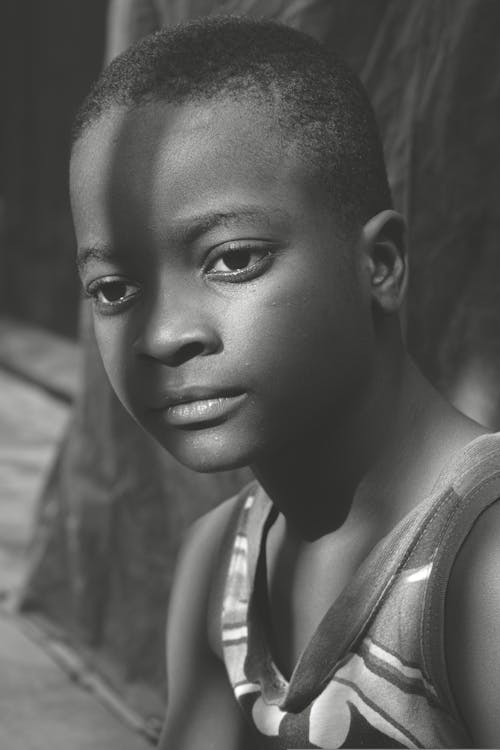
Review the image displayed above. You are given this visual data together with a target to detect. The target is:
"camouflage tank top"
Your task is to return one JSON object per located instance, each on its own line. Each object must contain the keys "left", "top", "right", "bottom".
{"left": 218, "top": 433, "right": 500, "bottom": 748}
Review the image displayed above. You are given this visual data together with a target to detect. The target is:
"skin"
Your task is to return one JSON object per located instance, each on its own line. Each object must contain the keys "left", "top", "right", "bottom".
{"left": 72, "top": 99, "right": 376, "bottom": 475}
{"left": 446, "top": 502, "right": 500, "bottom": 748}
{"left": 70, "top": 98, "right": 494, "bottom": 748}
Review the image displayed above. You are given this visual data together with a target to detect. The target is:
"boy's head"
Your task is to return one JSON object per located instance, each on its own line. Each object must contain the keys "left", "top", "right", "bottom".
{"left": 71, "top": 17, "right": 407, "bottom": 472}
{"left": 72, "top": 16, "right": 392, "bottom": 235}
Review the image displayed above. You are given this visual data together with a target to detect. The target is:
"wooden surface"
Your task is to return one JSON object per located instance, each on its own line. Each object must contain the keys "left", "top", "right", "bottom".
{"left": 0, "top": 326, "right": 154, "bottom": 747}
{"left": 0, "top": 367, "right": 68, "bottom": 594}
{"left": 0, "top": 318, "right": 80, "bottom": 402}
{"left": 0, "top": 610, "right": 151, "bottom": 750}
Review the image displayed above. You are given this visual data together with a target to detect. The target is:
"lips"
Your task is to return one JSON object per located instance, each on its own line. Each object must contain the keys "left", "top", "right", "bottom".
{"left": 150, "top": 389, "right": 247, "bottom": 427}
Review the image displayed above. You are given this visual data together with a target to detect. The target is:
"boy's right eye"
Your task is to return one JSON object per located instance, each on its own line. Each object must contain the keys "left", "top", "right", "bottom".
{"left": 86, "top": 276, "right": 140, "bottom": 313}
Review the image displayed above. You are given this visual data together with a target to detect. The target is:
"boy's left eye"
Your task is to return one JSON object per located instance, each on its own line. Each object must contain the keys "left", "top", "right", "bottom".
{"left": 206, "top": 244, "right": 273, "bottom": 280}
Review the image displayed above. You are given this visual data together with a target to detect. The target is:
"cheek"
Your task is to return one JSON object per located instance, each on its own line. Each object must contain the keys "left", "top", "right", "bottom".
{"left": 227, "top": 269, "right": 373, "bottom": 394}
{"left": 93, "top": 319, "right": 134, "bottom": 402}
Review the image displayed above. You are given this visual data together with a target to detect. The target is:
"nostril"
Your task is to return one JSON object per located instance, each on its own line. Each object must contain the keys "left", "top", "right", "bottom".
{"left": 134, "top": 323, "right": 221, "bottom": 364}
{"left": 168, "top": 341, "right": 206, "bottom": 367}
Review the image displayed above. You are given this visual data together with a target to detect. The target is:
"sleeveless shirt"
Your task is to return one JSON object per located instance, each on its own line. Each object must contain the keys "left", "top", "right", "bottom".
{"left": 217, "top": 433, "right": 500, "bottom": 748}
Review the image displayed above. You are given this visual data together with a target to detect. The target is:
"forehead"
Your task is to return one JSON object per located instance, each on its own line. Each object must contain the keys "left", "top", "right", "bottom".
{"left": 72, "top": 99, "right": 283, "bottom": 196}
{"left": 70, "top": 98, "right": 334, "bottom": 250}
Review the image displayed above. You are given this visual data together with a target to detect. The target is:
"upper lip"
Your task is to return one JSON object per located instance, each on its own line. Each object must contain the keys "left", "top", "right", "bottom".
{"left": 149, "top": 387, "right": 245, "bottom": 411}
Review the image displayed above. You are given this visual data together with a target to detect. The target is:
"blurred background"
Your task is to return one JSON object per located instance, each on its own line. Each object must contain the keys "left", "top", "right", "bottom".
{"left": 1, "top": 0, "right": 500, "bottom": 747}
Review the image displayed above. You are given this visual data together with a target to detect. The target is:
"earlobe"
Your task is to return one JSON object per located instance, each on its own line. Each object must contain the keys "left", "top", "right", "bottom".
{"left": 361, "top": 210, "right": 408, "bottom": 313}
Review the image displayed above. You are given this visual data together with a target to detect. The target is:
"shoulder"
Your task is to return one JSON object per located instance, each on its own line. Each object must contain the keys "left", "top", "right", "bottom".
{"left": 171, "top": 487, "right": 248, "bottom": 615}
{"left": 180, "top": 480, "right": 255, "bottom": 582}
{"left": 183, "top": 489, "right": 245, "bottom": 561}
{"left": 446, "top": 497, "right": 500, "bottom": 747}
{"left": 167, "top": 483, "right": 253, "bottom": 653}
{"left": 161, "top": 485, "right": 258, "bottom": 749}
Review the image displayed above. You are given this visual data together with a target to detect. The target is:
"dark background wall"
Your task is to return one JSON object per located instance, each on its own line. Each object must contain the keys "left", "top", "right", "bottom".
{"left": 0, "top": 0, "right": 108, "bottom": 337}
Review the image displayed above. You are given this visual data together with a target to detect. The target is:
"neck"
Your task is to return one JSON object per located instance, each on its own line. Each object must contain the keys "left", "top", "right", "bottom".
{"left": 251, "top": 353, "right": 486, "bottom": 542}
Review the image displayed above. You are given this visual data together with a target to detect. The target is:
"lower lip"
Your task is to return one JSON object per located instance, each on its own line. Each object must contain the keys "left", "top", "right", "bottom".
{"left": 160, "top": 394, "right": 247, "bottom": 427}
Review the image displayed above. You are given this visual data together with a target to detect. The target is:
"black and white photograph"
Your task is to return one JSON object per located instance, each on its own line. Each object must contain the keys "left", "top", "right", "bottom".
{"left": 1, "top": 1, "right": 500, "bottom": 748}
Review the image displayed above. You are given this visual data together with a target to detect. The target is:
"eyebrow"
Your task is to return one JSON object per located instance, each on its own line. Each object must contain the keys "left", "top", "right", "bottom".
{"left": 76, "top": 205, "right": 290, "bottom": 271}
{"left": 76, "top": 245, "right": 119, "bottom": 272}
{"left": 176, "top": 205, "right": 290, "bottom": 244}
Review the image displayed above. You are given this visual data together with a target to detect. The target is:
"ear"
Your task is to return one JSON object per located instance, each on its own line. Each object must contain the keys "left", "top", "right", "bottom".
{"left": 360, "top": 210, "right": 408, "bottom": 313}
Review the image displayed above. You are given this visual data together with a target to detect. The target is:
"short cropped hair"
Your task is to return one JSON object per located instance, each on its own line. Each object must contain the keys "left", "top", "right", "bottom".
{"left": 73, "top": 16, "right": 392, "bottom": 233}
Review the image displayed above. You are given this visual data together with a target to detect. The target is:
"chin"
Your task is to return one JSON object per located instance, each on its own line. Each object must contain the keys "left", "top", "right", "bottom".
{"left": 163, "top": 444, "right": 253, "bottom": 474}
{"left": 151, "top": 426, "right": 257, "bottom": 474}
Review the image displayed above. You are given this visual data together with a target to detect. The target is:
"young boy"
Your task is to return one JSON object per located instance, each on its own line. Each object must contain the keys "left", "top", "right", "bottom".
{"left": 70, "top": 17, "right": 500, "bottom": 749}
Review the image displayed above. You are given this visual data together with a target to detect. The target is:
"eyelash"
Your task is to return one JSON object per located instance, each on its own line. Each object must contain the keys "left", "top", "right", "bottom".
{"left": 84, "top": 242, "right": 276, "bottom": 314}
{"left": 85, "top": 277, "right": 140, "bottom": 314}
{"left": 204, "top": 242, "right": 275, "bottom": 282}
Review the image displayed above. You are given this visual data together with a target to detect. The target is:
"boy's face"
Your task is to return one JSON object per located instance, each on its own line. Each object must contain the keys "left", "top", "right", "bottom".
{"left": 71, "top": 99, "right": 375, "bottom": 471}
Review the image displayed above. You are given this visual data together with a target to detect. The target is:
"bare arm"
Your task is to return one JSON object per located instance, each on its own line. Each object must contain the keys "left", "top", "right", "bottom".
{"left": 157, "top": 498, "right": 255, "bottom": 750}
{"left": 446, "top": 500, "right": 500, "bottom": 748}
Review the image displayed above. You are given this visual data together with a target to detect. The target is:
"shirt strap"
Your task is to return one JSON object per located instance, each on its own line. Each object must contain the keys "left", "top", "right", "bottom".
{"left": 207, "top": 480, "right": 260, "bottom": 658}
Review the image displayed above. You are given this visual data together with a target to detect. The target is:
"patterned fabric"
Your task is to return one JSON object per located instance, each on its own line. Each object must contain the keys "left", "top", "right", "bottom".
{"left": 220, "top": 433, "right": 500, "bottom": 748}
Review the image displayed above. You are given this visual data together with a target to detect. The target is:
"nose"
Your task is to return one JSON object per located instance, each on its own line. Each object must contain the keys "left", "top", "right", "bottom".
{"left": 133, "top": 298, "right": 221, "bottom": 367}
